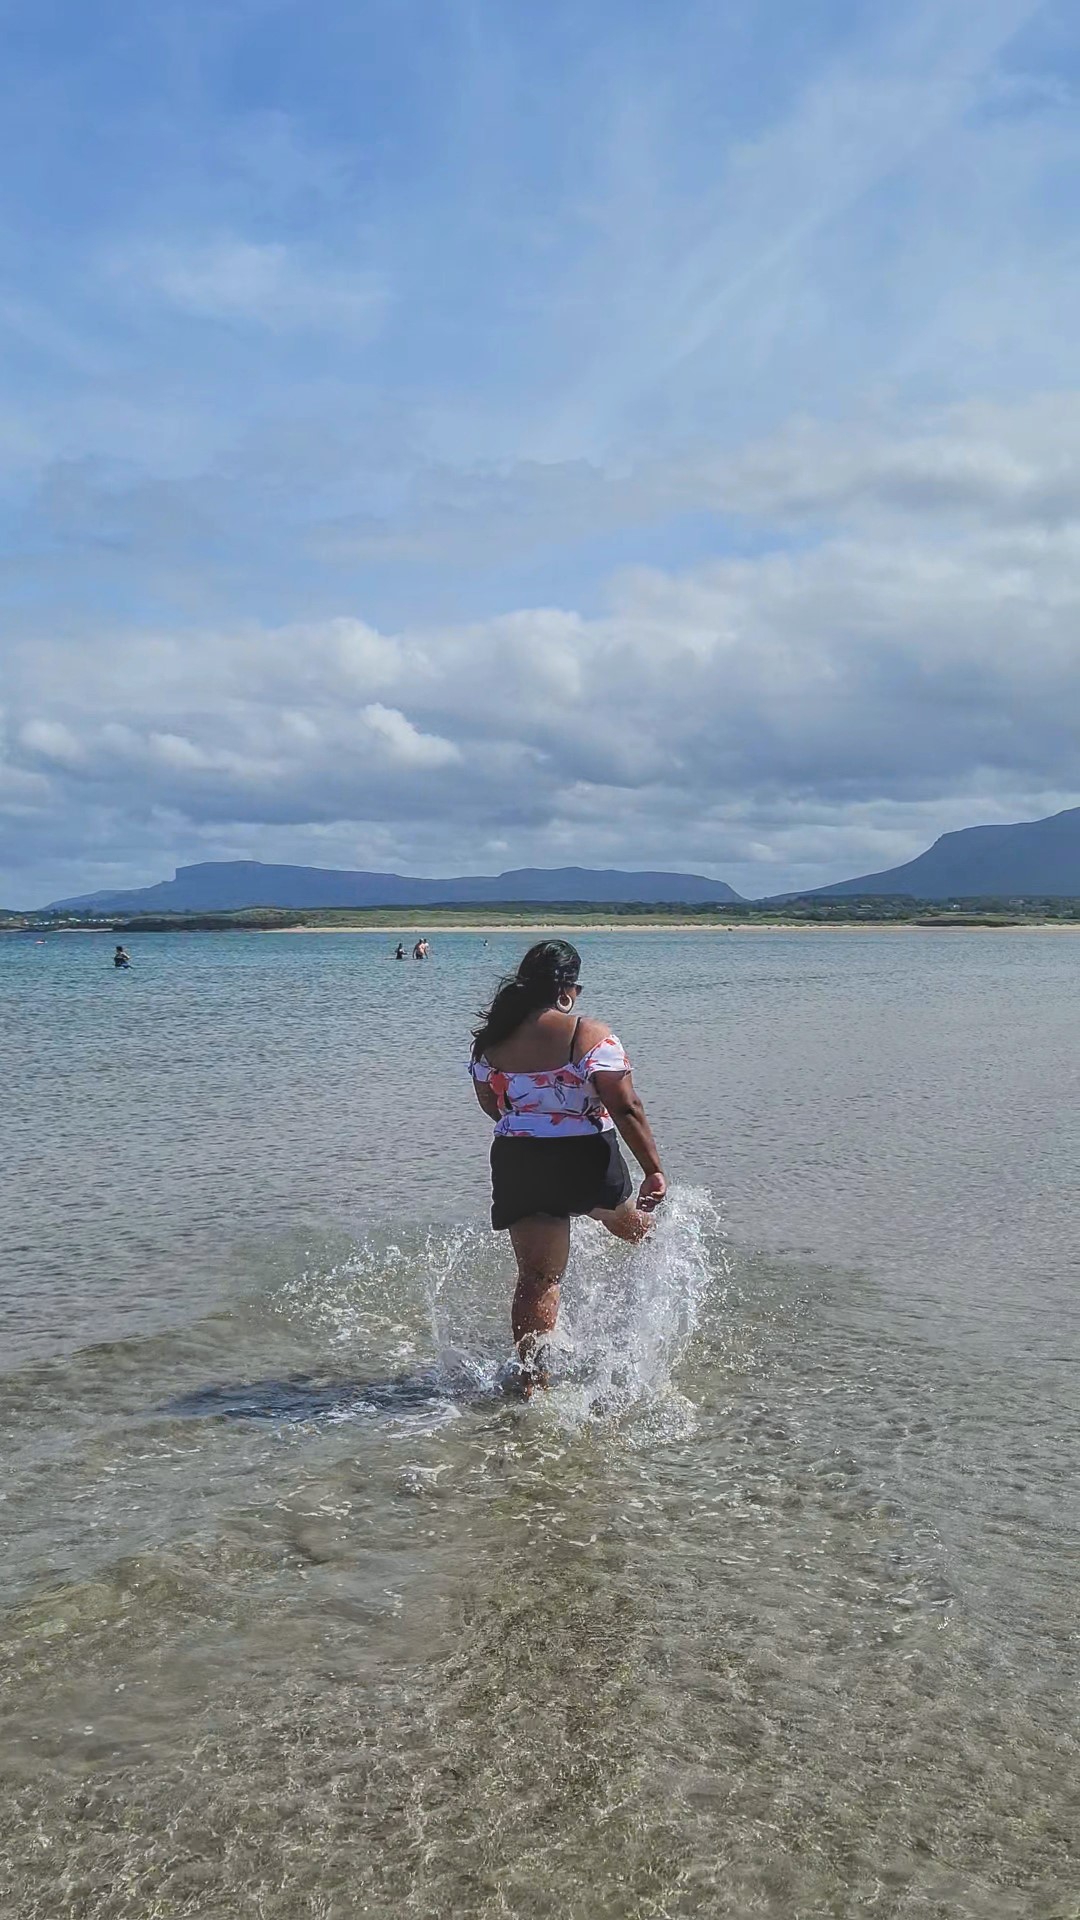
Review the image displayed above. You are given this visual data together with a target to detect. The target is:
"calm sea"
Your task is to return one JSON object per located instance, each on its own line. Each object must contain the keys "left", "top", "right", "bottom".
{"left": 2, "top": 928, "right": 1078, "bottom": 1918}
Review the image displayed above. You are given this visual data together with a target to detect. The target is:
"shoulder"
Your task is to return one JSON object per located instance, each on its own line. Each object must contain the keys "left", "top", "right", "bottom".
{"left": 573, "top": 1016, "right": 623, "bottom": 1062}
{"left": 574, "top": 1021, "right": 631, "bottom": 1077}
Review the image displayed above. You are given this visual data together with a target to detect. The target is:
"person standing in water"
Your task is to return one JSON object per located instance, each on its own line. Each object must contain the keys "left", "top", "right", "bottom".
{"left": 413, "top": 937, "right": 429, "bottom": 960}
{"left": 469, "top": 940, "right": 666, "bottom": 1392}
{"left": 113, "top": 945, "right": 131, "bottom": 969}
{"left": 395, "top": 942, "right": 407, "bottom": 960}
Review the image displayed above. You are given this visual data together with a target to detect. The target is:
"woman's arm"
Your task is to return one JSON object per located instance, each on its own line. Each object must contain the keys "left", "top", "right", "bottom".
{"left": 472, "top": 1078, "right": 501, "bottom": 1123}
{"left": 591, "top": 1068, "right": 667, "bottom": 1209}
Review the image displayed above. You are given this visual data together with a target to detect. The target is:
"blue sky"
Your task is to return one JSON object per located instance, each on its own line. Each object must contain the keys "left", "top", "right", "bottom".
{"left": 3, "top": 0, "right": 1080, "bottom": 903}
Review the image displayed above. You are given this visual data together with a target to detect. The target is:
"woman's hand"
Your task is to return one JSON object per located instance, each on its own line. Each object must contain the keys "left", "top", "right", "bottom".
{"left": 638, "top": 1170, "right": 667, "bottom": 1211}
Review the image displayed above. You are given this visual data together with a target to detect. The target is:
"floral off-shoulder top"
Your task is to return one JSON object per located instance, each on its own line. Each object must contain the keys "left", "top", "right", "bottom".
{"left": 470, "top": 1034, "right": 631, "bottom": 1138}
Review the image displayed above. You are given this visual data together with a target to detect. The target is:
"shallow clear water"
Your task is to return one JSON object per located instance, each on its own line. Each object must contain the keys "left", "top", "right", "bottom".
{"left": 2, "top": 929, "right": 1078, "bottom": 1918}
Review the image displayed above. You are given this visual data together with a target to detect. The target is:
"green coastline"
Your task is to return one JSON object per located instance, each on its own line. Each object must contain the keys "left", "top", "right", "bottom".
{"left": 6, "top": 897, "right": 1080, "bottom": 933}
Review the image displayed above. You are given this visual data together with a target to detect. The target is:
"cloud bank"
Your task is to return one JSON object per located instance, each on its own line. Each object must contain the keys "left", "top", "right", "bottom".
{"left": 5, "top": 396, "right": 1080, "bottom": 903}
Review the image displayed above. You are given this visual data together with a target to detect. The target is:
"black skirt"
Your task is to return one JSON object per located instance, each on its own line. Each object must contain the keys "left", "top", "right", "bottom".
{"left": 489, "top": 1130, "right": 632, "bottom": 1231}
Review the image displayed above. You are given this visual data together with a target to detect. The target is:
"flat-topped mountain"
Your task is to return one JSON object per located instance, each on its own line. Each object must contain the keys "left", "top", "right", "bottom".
{"left": 806, "top": 805, "right": 1080, "bottom": 899}
{"left": 39, "top": 806, "right": 1080, "bottom": 914}
{"left": 48, "top": 860, "right": 744, "bottom": 914}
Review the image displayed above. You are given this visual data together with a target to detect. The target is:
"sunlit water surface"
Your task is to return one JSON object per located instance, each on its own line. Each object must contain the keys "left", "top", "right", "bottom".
{"left": 2, "top": 929, "right": 1078, "bottom": 1918}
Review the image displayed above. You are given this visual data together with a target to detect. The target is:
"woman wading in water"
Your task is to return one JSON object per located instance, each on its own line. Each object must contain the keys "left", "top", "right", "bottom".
{"left": 470, "top": 940, "right": 666, "bottom": 1393}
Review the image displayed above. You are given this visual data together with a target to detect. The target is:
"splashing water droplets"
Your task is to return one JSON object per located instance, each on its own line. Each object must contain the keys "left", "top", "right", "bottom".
{"left": 551, "top": 1186, "right": 725, "bottom": 1430}
{"left": 264, "top": 1189, "right": 726, "bottom": 1434}
{"left": 418, "top": 1184, "right": 727, "bottom": 1429}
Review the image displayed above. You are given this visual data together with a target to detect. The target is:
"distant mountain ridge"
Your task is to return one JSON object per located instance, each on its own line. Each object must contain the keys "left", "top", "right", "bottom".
{"left": 799, "top": 805, "right": 1080, "bottom": 899}
{"left": 39, "top": 806, "right": 1080, "bottom": 913}
{"left": 48, "top": 861, "right": 744, "bottom": 914}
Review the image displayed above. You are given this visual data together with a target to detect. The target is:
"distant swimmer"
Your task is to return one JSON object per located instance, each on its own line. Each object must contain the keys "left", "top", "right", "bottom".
{"left": 412, "top": 938, "right": 430, "bottom": 960}
{"left": 113, "top": 945, "right": 131, "bottom": 969}
{"left": 468, "top": 940, "right": 666, "bottom": 1397}
{"left": 395, "top": 943, "right": 407, "bottom": 960}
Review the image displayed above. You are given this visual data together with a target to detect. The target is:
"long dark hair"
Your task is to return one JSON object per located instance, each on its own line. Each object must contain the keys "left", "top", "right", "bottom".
{"left": 472, "top": 940, "right": 581, "bottom": 1058}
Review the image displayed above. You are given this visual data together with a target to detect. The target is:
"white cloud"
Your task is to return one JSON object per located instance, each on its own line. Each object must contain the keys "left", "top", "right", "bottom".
{"left": 300, "top": 396, "right": 1080, "bottom": 580}
{"left": 693, "top": 397, "right": 1080, "bottom": 529}
{"left": 359, "top": 704, "right": 462, "bottom": 769}
{"left": 146, "top": 731, "right": 217, "bottom": 771}
{"left": 19, "top": 718, "right": 84, "bottom": 765}
{"left": 107, "top": 236, "right": 389, "bottom": 338}
{"left": 5, "top": 392, "right": 1080, "bottom": 902}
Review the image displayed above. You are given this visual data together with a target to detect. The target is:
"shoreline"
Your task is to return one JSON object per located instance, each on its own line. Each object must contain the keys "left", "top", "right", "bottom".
{"left": 268, "top": 920, "right": 1080, "bottom": 934}
{"left": 12, "top": 919, "right": 1080, "bottom": 935}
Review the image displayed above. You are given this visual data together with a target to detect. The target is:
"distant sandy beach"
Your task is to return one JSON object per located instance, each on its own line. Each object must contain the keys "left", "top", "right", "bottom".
{"left": 270, "top": 920, "right": 1080, "bottom": 934}
{"left": 16, "top": 918, "right": 1079, "bottom": 935}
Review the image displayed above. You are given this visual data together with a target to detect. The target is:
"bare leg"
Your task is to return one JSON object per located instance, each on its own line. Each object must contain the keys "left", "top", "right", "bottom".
{"left": 589, "top": 1197, "right": 654, "bottom": 1243}
{"left": 508, "top": 1215, "right": 570, "bottom": 1394}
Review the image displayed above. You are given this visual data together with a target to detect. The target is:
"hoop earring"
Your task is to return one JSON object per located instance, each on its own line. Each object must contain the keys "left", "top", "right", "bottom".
{"left": 556, "top": 990, "right": 574, "bottom": 1013}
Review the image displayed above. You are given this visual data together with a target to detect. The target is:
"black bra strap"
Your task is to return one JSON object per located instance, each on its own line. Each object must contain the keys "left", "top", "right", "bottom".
{"left": 568, "top": 1015, "right": 581, "bottom": 1064}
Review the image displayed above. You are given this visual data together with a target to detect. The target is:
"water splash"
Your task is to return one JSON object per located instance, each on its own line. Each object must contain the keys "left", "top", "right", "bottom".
{"left": 263, "top": 1188, "right": 727, "bottom": 1435}
{"left": 547, "top": 1185, "right": 725, "bottom": 1432}
{"left": 419, "top": 1184, "right": 727, "bottom": 1430}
